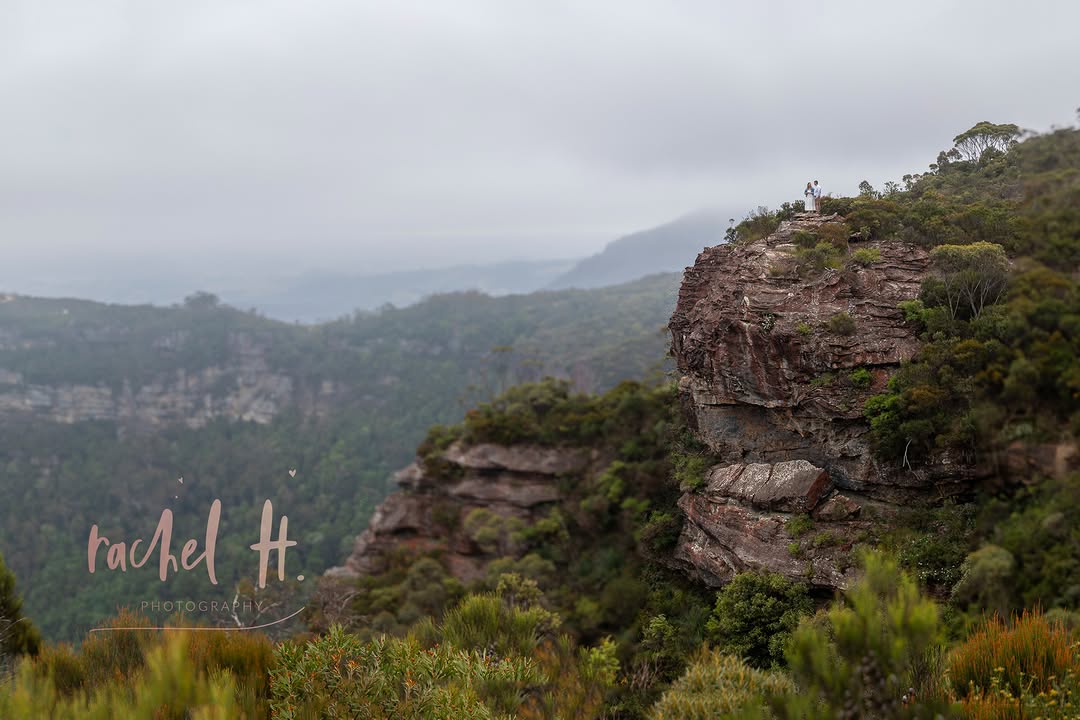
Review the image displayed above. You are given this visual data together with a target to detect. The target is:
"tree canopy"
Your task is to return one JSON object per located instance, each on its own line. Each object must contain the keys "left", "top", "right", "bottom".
{"left": 951, "top": 121, "right": 1021, "bottom": 161}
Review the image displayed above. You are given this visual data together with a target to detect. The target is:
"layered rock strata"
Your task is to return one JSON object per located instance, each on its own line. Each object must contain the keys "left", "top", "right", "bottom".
{"left": 668, "top": 214, "right": 975, "bottom": 589}
{"left": 0, "top": 331, "right": 340, "bottom": 427}
{"left": 325, "top": 442, "right": 597, "bottom": 584}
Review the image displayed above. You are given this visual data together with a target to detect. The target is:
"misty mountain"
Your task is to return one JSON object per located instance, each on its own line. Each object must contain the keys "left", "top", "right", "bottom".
{"left": 546, "top": 209, "right": 731, "bottom": 290}
{"left": 2, "top": 211, "right": 730, "bottom": 323}
{"left": 221, "top": 258, "right": 577, "bottom": 323}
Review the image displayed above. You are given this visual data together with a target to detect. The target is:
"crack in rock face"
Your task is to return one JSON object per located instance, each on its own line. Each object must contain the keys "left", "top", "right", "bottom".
{"left": 667, "top": 216, "right": 981, "bottom": 590}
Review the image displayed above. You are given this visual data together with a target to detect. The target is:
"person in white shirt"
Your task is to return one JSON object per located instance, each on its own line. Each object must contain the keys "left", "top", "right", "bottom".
{"left": 812, "top": 180, "right": 823, "bottom": 212}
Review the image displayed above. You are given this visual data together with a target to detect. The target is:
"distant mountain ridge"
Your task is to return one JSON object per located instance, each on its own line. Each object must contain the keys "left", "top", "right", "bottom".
{"left": 2, "top": 211, "right": 727, "bottom": 322}
{"left": 547, "top": 209, "right": 731, "bottom": 290}
{"left": 223, "top": 258, "right": 578, "bottom": 323}
{"left": 0, "top": 272, "right": 680, "bottom": 641}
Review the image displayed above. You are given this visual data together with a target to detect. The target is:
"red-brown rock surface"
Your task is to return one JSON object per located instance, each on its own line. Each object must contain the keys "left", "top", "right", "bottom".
{"left": 324, "top": 441, "right": 598, "bottom": 583}
{"left": 667, "top": 215, "right": 976, "bottom": 590}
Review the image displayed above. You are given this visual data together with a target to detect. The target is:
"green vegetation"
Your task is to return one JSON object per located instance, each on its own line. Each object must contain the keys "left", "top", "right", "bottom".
{"left": 3, "top": 117, "right": 1080, "bottom": 717}
{"left": 784, "top": 514, "right": 813, "bottom": 538}
{"left": 1, "top": 633, "right": 247, "bottom": 719}
{"left": 731, "top": 206, "right": 782, "bottom": 244}
{"left": 850, "top": 247, "right": 882, "bottom": 266}
{"left": 826, "top": 312, "right": 856, "bottom": 336}
{"left": 0, "top": 550, "right": 40, "bottom": 670}
{"left": 307, "top": 379, "right": 714, "bottom": 715}
{"left": 848, "top": 367, "right": 873, "bottom": 388}
{"left": 891, "top": 503, "right": 975, "bottom": 591}
{"left": 849, "top": 124, "right": 1080, "bottom": 467}
{"left": 771, "top": 553, "right": 957, "bottom": 719}
{"left": 769, "top": 223, "right": 850, "bottom": 277}
{"left": 959, "top": 472, "right": 1080, "bottom": 615}
{"left": 705, "top": 572, "right": 812, "bottom": 669}
{"left": 459, "top": 377, "right": 663, "bottom": 448}
{"left": 1, "top": 609, "right": 273, "bottom": 718}
{"left": 0, "top": 275, "right": 678, "bottom": 643}
{"left": 650, "top": 648, "right": 792, "bottom": 719}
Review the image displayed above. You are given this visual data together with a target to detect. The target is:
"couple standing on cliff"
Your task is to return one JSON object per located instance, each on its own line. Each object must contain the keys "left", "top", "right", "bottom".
{"left": 803, "top": 180, "right": 822, "bottom": 213}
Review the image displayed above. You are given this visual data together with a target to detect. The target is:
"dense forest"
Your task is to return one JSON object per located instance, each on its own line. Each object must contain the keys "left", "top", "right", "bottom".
{"left": 2, "top": 118, "right": 1079, "bottom": 718}
{"left": 0, "top": 273, "right": 678, "bottom": 642}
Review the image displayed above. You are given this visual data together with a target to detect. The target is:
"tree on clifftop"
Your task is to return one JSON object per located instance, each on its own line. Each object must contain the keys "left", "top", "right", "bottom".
{"left": 951, "top": 121, "right": 1021, "bottom": 162}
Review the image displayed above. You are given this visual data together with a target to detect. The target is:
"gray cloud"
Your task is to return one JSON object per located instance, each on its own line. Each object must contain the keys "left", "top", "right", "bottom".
{"left": 2, "top": 0, "right": 1079, "bottom": 297}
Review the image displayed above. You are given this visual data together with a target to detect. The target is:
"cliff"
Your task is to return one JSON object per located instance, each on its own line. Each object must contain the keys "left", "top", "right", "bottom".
{"left": 325, "top": 441, "right": 602, "bottom": 584}
{"left": 0, "top": 330, "right": 336, "bottom": 427}
{"left": 667, "top": 213, "right": 977, "bottom": 589}
{"left": 325, "top": 214, "right": 1007, "bottom": 603}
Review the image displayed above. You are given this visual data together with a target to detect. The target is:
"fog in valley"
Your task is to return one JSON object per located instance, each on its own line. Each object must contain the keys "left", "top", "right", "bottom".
{"left": 3, "top": 0, "right": 1078, "bottom": 316}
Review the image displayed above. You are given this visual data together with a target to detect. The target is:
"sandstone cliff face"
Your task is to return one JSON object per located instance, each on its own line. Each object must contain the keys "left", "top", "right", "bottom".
{"left": 0, "top": 331, "right": 339, "bottom": 427}
{"left": 668, "top": 214, "right": 972, "bottom": 590}
{"left": 325, "top": 214, "right": 980, "bottom": 596}
{"left": 325, "top": 442, "right": 599, "bottom": 584}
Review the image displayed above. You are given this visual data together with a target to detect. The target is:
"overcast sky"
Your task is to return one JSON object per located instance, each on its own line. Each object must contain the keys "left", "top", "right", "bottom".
{"left": 2, "top": 0, "right": 1079, "bottom": 291}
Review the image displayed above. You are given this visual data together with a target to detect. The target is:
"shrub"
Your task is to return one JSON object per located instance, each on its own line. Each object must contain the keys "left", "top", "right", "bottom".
{"left": 991, "top": 473, "right": 1080, "bottom": 612}
{"left": 851, "top": 247, "right": 882, "bottom": 266}
{"left": 820, "top": 196, "right": 855, "bottom": 216}
{"left": 950, "top": 544, "right": 1015, "bottom": 617}
{"left": 949, "top": 610, "right": 1076, "bottom": 700}
{"left": 849, "top": 367, "right": 873, "bottom": 388}
{"left": 897, "top": 299, "right": 928, "bottom": 324}
{"left": 878, "top": 503, "right": 976, "bottom": 594}
{"left": 795, "top": 322, "right": 813, "bottom": 336}
{"left": 705, "top": 572, "right": 812, "bottom": 669}
{"left": 793, "top": 242, "right": 845, "bottom": 275}
{"left": 673, "top": 449, "right": 712, "bottom": 493}
{"left": 770, "top": 552, "right": 957, "bottom": 719}
{"left": 441, "top": 592, "right": 560, "bottom": 659}
{"left": 827, "top": 312, "right": 856, "bottom": 336}
{"left": 271, "top": 625, "right": 540, "bottom": 720}
{"left": 12, "top": 610, "right": 275, "bottom": 717}
{"left": 637, "top": 511, "right": 682, "bottom": 555}
{"left": 815, "top": 222, "right": 851, "bottom": 246}
{"left": 734, "top": 207, "right": 781, "bottom": 244}
{"left": 810, "top": 530, "right": 843, "bottom": 548}
{"left": 785, "top": 514, "right": 813, "bottom": 538}
{"left": 76, "top": 609, "right": 155, "bottom": 689}
{"left": 1, "top": 634, "right": 242, "bottom": 720}
{"left": 650, "top": 648, "right": 792, "bottom": 719}
{"left": 845, "top": 199, "right": 903, "bottom": 239}
{"left": 959, "top": 671, "right": 1080, "bottom": 719}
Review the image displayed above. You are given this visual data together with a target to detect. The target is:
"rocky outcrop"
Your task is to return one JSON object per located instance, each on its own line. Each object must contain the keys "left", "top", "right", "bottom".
{"left": 0, "top": 331, "right": 340, "bottom": 427}
{"left": 325, "top": 442, "right": 598, "bottom": 584}
{"left": 667, "top": 214, "right": 977, "bottom": 590}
